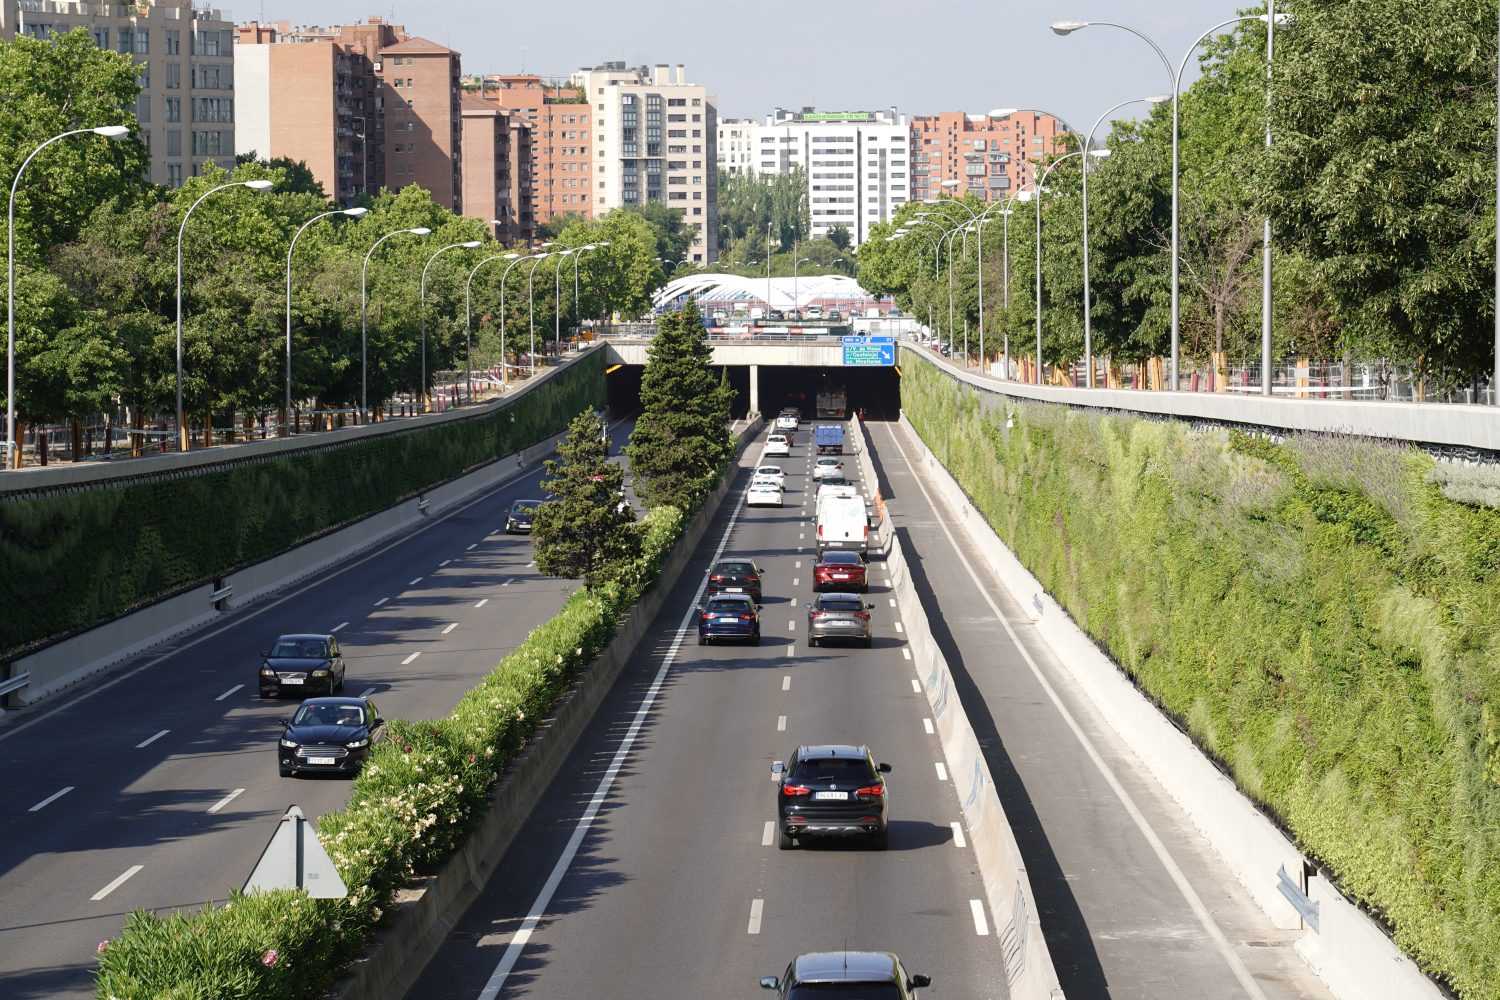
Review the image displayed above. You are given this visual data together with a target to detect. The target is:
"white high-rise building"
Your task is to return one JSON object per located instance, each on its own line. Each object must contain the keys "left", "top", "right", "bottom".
{"left": 574, "top": 61, "right": 718, "bottom": 263}
{"left": 717, "top": 117, "right": 755, "bottom": 175}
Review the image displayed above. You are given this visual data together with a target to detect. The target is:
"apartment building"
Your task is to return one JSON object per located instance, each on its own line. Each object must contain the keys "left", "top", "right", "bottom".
{"left": 909, "top": 110, "right": 1067, "bottom": 202}
{"left": 3, "top": 0, "right": 235, "bottom": 189}
{"left": 461, "top": 94, "right": 531, "bottom": 244}
{"left": 574, "top": 62, "right": 717, "bottom": 262}
{"left": 750, "top": 107, "right": 909, "bottom": 246}
{"left": 717, "top": 118, "right": 755, "bottom": 175}
{"left": 472, "top": 74, "right": 592, "bottom": 228}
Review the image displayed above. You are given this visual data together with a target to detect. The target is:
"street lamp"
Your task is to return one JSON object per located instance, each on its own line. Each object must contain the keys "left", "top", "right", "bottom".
{"left": 766, "top": 220, "right": 774, "bottom": 321}
{"left": 496, "top": 253, "right": 529, "bottom": 389}
{"left": 361, "top": 226, "right": 431, "bottom": 420}
{"left": 573, "top": 243, "right": 606, "bottom": 337}
{"left": 1082, "top": 96, "right": 1168, "bottom": 387}
{"left": 464, "top": 251, "right": 517, "bottom": 404}
{"left": 1034, "top": 151, "right": 1085, "bottom": 384}
{"left": 421, "top": 240, "right": 482, "bottom": 411}
{"left": 285, "top": 205, "right": 367, "bottom": 435}
{"left": 887, "top": 229, "right": 940, "bottom": 336}
{"left": 552, "top": 249, "right": 575, "bottom": 352}
{"left": 526, "top": 253, "right": 551, "bottom": 376}
{"left": 927, "top": 189, "right": 982, "bottom": 366}
{"left": 6, "top": 124, "right": 129, "bottom": 469}
{"left": 176, "top": 178, "right": 274, "bottom": 451}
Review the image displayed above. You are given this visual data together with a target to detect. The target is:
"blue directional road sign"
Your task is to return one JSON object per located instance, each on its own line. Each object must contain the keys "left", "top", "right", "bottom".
{"left": 842, "top": 335, "right": 895, "bottom": 366}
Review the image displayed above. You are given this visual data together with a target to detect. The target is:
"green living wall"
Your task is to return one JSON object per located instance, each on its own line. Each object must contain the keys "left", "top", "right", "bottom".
{"left": 901, "top": 352, "right": 1500, "bottom": 1000}
{"left": 0, "top": 352, "right": 605, "bottom": 659}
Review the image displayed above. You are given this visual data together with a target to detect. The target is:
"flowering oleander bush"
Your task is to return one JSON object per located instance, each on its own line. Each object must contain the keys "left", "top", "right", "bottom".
{"left": 95, "top": 500, "right": 690, "bottom": 999}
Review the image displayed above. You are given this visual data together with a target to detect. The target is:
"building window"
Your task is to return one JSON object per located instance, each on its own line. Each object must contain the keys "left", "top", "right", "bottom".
{"left": 165, "top": 28, "right": 180, "bottom": 55}
{"left": 192, "top": 29, "right": 225, "bottom": 56}
{"left": 91, "top": 26, "right": 109, "bottom": 49}
{"left": 166, "top": 163, "right": 183, "bottom": 188}
{"left": 116, "top": 28, "right": 134, "bottom": 54}
{"left": 166, "top": 130, "right": 182, "bottom": 156}
{"left": 191, "top": 130, "right": 225, "bottom": 156}
{"left": 164, "top": 97, "right": 181, "bottom": 122}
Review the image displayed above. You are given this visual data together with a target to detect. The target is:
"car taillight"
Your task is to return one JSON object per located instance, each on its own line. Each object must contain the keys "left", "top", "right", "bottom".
{"left": 745, "top": 575, "right": 758, "bottom": 583}
{"left": 855, "top": 784, "right": 885, "bottom": 797}
{"left": 782, "top": 784, "right": 811, "bottom": 796}
{"left": 862, "top": 524, "right": 868, "bottom": 538}
{"left": 702, "top": 612, "right": 714, "bottom": 620}
{"left": 740, "top": 614, "right": 755, "bottom": 621}
{"left": 818, "top": 524, "right": 824, "bottom": 538}
{"left": 855, "top": 611, "right": 870, "bottom": 620}
{"left": 710, "top": 574, "right": 724, "bottom": 581}
{"left": 810, "top": 610, "right": 825, "bottom": 619}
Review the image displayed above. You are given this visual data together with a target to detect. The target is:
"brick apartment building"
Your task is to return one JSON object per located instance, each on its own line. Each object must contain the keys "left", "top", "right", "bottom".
{"left": 460, "top": 94, "right": 532, "bottom": 244}
{"left": 909, "top": 111, "right": 1068, "bottom": 203}
{"left": 472, "top": 74, "right": 592, "bottom": 229}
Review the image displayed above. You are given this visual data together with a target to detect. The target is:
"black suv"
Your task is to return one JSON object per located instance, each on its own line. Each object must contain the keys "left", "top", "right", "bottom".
{"left": 761, "top": 952, "right": 930, "bottom": 998}
{"left": 259, "top": 634, "right": 345, "bottom": 698}
{"left": 706, "top": 558, "right": 765, "bottom": 603}
{"left": 505, "top": 499, "right": 543, "bottom": 533}
{"left": 772, "top": 744, "right": 891, "bottom": 849}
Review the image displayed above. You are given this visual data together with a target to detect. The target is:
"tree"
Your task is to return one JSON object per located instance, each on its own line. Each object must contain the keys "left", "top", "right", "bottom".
{"left": 532, "top": 409, "right": 640, "bottom": 591}
{"left": 234, "top": 151, "right": 327, "bottom": 199}
{"left": 826, "top": 225, "right": 851, "bottom": 251}
{"left": 627, "top": 298, "right": 734, "bottom": 509}
{"left": 624, "top": 201, "right": 694, "bottom": 264}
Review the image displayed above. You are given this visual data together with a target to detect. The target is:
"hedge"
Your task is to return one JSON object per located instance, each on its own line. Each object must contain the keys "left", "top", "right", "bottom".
{"left": 0, "top": 352, "right": 605, "bottom": 660}
{"left": 899, "top": 352, "right": 1500, "bottom": 1000}
{"left": 94, "top": 502, "right": 688, "bottom": 999}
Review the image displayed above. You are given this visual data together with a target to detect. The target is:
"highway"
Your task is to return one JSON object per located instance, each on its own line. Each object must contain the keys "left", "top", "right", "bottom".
{"left": 0, "top": 422, "right": 636, "bottom": 1000}
{"left": 409, "top": 429, "right": 1012, "bottom": 999}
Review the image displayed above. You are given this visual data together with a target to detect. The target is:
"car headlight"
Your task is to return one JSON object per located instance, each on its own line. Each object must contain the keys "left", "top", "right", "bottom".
{"left": 311, "top": 669, "right": 330, "bottom": 676}
{"left": 280, "top": 738, "right": 299, "bottom": 749}
{"left": 346, "top": 737, "right": 369, "bottom": 749}
{"left": 261, "top": 668, "right": 275, "bottom": 676}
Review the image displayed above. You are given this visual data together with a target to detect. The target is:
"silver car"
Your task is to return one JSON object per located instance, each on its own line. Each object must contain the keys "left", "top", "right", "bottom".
{"left": 805, "top": 592, "right": 874, "bottom": 648}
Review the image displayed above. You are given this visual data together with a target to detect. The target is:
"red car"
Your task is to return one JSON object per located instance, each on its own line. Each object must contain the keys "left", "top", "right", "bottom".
{"left": 813, "top": 550, "right": 867, "bottom": 593}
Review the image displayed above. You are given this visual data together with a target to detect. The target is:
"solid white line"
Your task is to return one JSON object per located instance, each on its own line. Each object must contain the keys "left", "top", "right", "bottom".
{"left": 215, "top": 684, "right": 243, "bottom": 701}
{"left": 207, "top": 788, "right": 245, "bottom": 814}
{"left": 777, "top": 715, "right": 786, "bottom": 731}
{"left": 91, "top": 865, "right": 143, "bottom": 901}
{"left": 747, "top": 898, "right": 764, "bottom": 935}
{"left": 902, "top": 648, "right": 912, "bottom": 661}
{"left": 935, "top": 762, "right": 949, "bottom": 782}
{"left": 358, "top": 687, "right": 376, "bottom": 698}
{"left": 910, "top": 678, "right": 921, "bottom": 693}
{"left": 474, "top": 456, "right": 754, "bottom": 1000}
{"left": 970, "top": 898, "right": 990, "bottom": 935}
{"left": 475, "top": 598, "right": 490, "bottom": 608}
{"left": 442, "top": 623, "right": 458, "bottom": 635}
{"left": 884, "top": 422, "right": 1270, "bottom": 1000}
{"left": 373, "top": 597, "right": 388, "bottom": 607}
{"left": 409, "top": 577, "right": 423, "bottom": 586}
{"left": 136, "top": 729, "right": 168, "bottom": 749}
{"left": 895, "top": 622, "right": 904, "bottom": 633}
{"left": 951, "top": 821, "right": 966, "bottom": 847}
{"left": 439, "top": 559, "right": 451, "bottom": 567}
{"left": 331, "top": 621, "right": 349, "bottom": 633}
{"left": 762, "top": 821, "right": 775, "bottom": 847}
{"left": 467, "top": 543, "right": 477, "bottom": 551}
{"left": 923, "top": 718, "right": 935, "bottom": 735}
{"left": 401, "top": 652, "right": 421, "bottom": 665}
{"left": 782, "top": 675, "right": 791, "bottom": 691}
{"left": 29, "top": 786, "right": 74, "bottom": 812}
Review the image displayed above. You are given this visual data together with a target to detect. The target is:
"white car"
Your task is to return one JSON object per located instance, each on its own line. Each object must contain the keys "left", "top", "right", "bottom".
{"left": 748, "top": 481, "right": 784, "bottom": 507}
{"left": 765, "top": 434, "right": 792, "bottom": 458}
{"left": 755, "top": 465, "right": 787, "bottom": 489}
{"left": 776, "top": 413, "right": 799, "bottom": 431}
{"left": 812, "top": 457, "right": 845, "bottom": 481}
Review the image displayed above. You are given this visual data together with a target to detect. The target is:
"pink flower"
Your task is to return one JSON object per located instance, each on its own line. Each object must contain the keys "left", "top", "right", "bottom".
{"left": 468, "top": 754, "right": 477, "bottom": 763}
{"left": 261, "top": 949, "right": 279, "bottom": 967}
{"left": 402, "top": 744, "right": 413, "bottom": 753}
{"left": 96, "top": 940, "right": 110, "bottom": 954}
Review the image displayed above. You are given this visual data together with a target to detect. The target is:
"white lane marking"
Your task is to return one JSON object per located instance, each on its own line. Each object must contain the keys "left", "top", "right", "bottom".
{"left": 902, "top": 648, "right": 912, "bottom": 661}
{"left": 951, "top": 821, "right": 967, "bottom": 847}
{"left": 409, "top": 577, "right": 423, "bottom": 586}
{"left": 503, "top": 578, "right": 515, "bottom": 587}
{"left": 923, "top": 718, "right": 935, "bottom": 735}
{"left": 895, "top": 622, "right": 904, "bottom": 633}
{"left": 373, "top": 597, "right": 388, "bottom": 607}
{"left": 527, "top": 560, "right": 536, "bottom": 568}
{"left": 777, "top": 715, "right": 786, "bottom": 731}
{"left": 910, "top": 678, "right": 921, "bottom": 693}
{"left": 889, "top": 598, "right": 897, "bottom": 607}
{"left": 401, "top": 652, "right": 421, "bottom": 665}
{"left": 970, "top": 899, "right": 990, "bottom": 936}
{"left": 792, "top": 577, "right": 799, "bottom": 587}
{"left": 795, "top": 561, "right": 802, "bottom": 569}
{"left": 475, "top": 598, "right": 490, "bottom": 608}
{"left": 799, "top": 532, "right": 805, "bottom": 540}
{"left": 136, "top": 729, "right": 169, "bottom": 749}
{"left": 215, "top": 684, "right": 243, "bottom": 701}
{"left": 332, "top": 621, "right": 349, "bottom": 633}
{"left": 358, "top": 687, "right": 376, "bottom": 698}
{"left": 935, "top": 762, "right": 949, "bottom": 782}
{"left": 782, "top": 675, "right": 791, "bottom": 691}
{"left": 747, "top": 898, "right": 764, "bottom": 935}
{"left": 29, "top": 786, "right": 74, "bottom": 812}
{"left": 91, "top": 865, "right": 144, "bottom": 901}
{"left": 474, "top": 454, "right": 752, "bottom": 1000}
{"left": 207, "top": 788, "right": 245, "bottom": 814}
{"left": 467, "top": 543, "right": 477, "bottom": 551}
{"left": 439, "top": 559, "right": 451, "bottom": 567}
{"left": 798, "top": 546, "right": 804, "bottom": 553}
{"left": 788, "top": 620, "right": 796, "bottom": 631}
{"left": 442, "top": 623, "right": 458, "bottom": 635}
{"left": 762, "top": 821, "right": 775, "bottom": 847}
{"left": 788, "top": 643, "right": 796, "bottom": 658}
{"left": 883, "top": 423, "right": 1271, "bottom": 1000}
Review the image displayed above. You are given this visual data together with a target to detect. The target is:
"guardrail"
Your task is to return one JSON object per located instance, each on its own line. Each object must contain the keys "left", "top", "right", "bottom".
{"left": 0, "top": 671, "right": 30, "bottom": 699}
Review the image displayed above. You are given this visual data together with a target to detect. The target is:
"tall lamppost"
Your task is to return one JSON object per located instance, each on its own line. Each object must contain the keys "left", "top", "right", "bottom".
{"left": 551, "top": 248, "right": 575, "bottom": 352}
{"left": 1082, "top": 96, "right": 1167, "bottom": 387}
{"left": 176, "top": 178, "right": 275, "bottom": 451}
{"left": 526, "top": 253, "right": 551, "bottom": 375}
{"left": 361, "top": 226, "right": 431, "bottom": 420}
{"left": 421, "top": 240, "right": 481, "bottom": 412}
{"left": 929, "top": 186, "right": 981, "bottom": 366}
{"left": 766, "top": 220, "right": 774, "bottom": 320}
{"left": 1054, "top": 10, "right": 1293, "bottom": 391}
{"left": 573, "top": 242, "right": 606, "bottom": 336}
{"left": 1034, "top": 151, "right": 1084, "bottom": 384}
{"left": 7, "top": 124, "right": 130, "bottom": 469}
{"left": 464, "top": 251, "right": 515, "bottom": 405}
{"left": 496, "top": 253, "right": 529, "bottom": 389}
{"left": 285, "top": 205, "right": 367, "bottom": 435}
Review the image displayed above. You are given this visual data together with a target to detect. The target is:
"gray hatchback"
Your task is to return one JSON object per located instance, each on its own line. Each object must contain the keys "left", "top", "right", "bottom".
{"left": 805, "top": 592, "right": 874, "bottom": 648}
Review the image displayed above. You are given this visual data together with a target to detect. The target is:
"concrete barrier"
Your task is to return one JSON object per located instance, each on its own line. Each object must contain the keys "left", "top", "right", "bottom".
{"left": 850, "top": 414, "right": 1062, "bottom": 1000}
{"left": 894, "top": 412, "right": 1445, "bottom": 1000}
{"left": 332, "top": 416, "right": 763, "bottom": 1000}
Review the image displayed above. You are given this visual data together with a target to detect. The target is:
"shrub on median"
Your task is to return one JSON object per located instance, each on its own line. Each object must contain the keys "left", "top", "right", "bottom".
{"left": 94, "top": 503, "right": 687, "bottom": 1000}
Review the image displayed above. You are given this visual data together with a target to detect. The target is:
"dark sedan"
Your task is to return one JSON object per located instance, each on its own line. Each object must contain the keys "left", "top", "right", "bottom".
{"left": 259, "top": 633, "right": 346, "bottom": 698}
{"left": 813, "top": 550, "right": 868, "bottom": 592}
{"left": 707, "top": 558, "right": 765, "bottom": 603}
{"left": 698, "top": 594, "right": 760, "bottom": 645}
{"left": 761, "top": 952, "right": 931, "bottom": 998}
{"left": 806, "top": 592, "right": 874, "bottom": 647}
{"left": 772, "top": 744, "right": 891, "bottom": 849}
{"left": 278, "top": 697, "right": 384, "bottom": 777}
{"left": 506, "top": 499, "right": 543, "bottom": 533}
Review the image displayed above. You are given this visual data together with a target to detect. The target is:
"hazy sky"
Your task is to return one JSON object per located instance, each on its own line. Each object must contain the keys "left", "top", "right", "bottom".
{"left": 246, "top": 1, "right": 1262, "bottom": 132}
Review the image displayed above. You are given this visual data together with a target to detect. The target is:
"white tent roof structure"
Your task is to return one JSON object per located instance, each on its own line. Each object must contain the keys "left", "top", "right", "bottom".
{"left": 652, "top": 273, "right": 879, "bottom": 311}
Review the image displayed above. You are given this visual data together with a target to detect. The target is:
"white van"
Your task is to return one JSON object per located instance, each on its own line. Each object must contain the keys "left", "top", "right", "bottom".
{"left": 816, "top": 495, "right": 868, "bottom": 556}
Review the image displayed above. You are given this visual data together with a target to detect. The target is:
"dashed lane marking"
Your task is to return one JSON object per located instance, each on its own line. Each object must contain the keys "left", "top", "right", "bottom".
{"left": 401, "top": 652, "right": 421, "bottom": 665}
{"left": 923, "top": 718, "right": 935, "bottom": 735}
{"left": 215, "top": 684, "right": 243, "bottom": 701}
{"left": 29, "top": 786, "right": 73, "bottom": 812}
{"left": 136, "top": 729, "right": 169, "bottom": 749}
{"left": 910, "top": 678, "right": 921, "bottom": 693}
{"left": 951, "top": 822, "right": 967, "bottom": 848}
{"left": 935, "top": 762, "right": 949, "bottom": 782}
{"left": 970, "top": 899, "right": 989, "bottom": 935}
{"left": 762, "top": 821, "right": 774, "bottom": 846}
{"left": 373, "top": 598, "right": 388, "bottom": 607}
{"left": 442, "top": 623, "right": 458, "bottom": 634}
{"left": 332, "top": 622, "right": 349, "bottom": 632}
{"left": 782, "top": 675, "right": 791, "bottom": 691}
{"left": 439, "top": 560, "right": 451, "bottom": 567}
{"left": 747, "top": 898, "right": 764, "bottom": 935}
{"left": 475, "top": 599, "right": 489, "bottom": 608}
{"left": 777, "top": 715, "right": 786, "bottom": 731}
{"left": 410, "top": 577, "right": 423, "bottom": 586}
{"left": 91, "top": 865, "right": 143, "bottom": 901}
{"left": 208, "top": 789, "right": 245, "bottom": 815}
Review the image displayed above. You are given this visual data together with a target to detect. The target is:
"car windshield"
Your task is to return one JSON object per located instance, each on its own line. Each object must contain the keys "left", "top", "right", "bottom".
{"left": 272, "top": 639, "right": 326, "bottom": 658}
{"left": 788, "top": 987, "right": 901, "bottom": 999}
{"left": 293, "top": 703, "right": 364, "bottom": 727}
{"left": 791, "top": 756, "right": 877, "bottom": 784}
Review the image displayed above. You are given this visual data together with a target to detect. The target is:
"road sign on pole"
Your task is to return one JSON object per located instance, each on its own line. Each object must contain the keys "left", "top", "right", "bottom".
{"left": 842, "top": 336, "right": 895, "bottom": 367}
{"left": 243, "top": 804, "right": 347, "bottom": 898}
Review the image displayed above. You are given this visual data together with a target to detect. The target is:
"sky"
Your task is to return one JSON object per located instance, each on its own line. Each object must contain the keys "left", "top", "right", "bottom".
{"left": 246, "top": 1, "right": 1262, "bottom": 132}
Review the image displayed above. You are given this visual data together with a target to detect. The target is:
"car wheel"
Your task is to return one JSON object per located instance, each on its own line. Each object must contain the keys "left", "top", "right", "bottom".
{"left": 869, "top": 828, "right": 889, "bottom": 851}
{"left": 778, "top": 827, "right": 795, "bottom": 850}
{"left": 279, "top": 768, "right": 295, "bottom": 778}
{"left": 809, "top": 636, "right": 819, "bottom": 648}
{"left": 698, "top": 634, "right": 707, "bottom": 646}
{"left": 863, "top": 637, "right": 873, "bottom": 649}
{"left": 260, "top": 689, "right": 275, "bottom": 699}
{"left": 336, "top": 669, "right": 346, "bottom": 693}
{"left": 751, "top": 630, "right": 761, "bottom": 645}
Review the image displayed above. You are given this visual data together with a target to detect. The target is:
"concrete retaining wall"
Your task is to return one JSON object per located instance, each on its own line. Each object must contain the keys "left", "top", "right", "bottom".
{"left": 895, "top": 412, "right": 1444, "bottom": 1000}
{"left": 333, "top": 416, "right": 763, "bottom": 1000}
{"left": 850, "top": 414, "right": 1062, "bottom": 1000}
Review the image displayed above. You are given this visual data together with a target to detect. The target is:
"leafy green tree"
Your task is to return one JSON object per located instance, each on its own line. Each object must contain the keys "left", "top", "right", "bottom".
{"left": 717, "top": 167, "right": 809, "bottom": 253}
{"left": 536, "top": 211, "right": 585, "bottom": 241}
{"left": 627, "top": 298, "right": 734, "bottom": 509}
{"left": 532, "top": 409, "right": 640, "bottom": 590}
{"left": 826, "top": 225, "right": 851, "bottom": 251}
{"left": 624, "top": 201, "right": 694, "bottom": 264}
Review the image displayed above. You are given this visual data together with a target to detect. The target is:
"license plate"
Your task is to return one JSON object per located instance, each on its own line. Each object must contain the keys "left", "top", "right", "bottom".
{"left": 814, "top": 791, "right": 849, "bottom": 801}
{"left": 829, "top": 620, "right": 854, "bottom": 627}
{"left": 726, "top": 587, "right": 744, "bottom": 593}
{"left": 833, "top": 574, "right": 850, "bottom": 579}
{"left": 281, "top": 676, "right": 304, "bottom": 685}
{"left": 307, "top": 756, "right": 335, "bottom": 765}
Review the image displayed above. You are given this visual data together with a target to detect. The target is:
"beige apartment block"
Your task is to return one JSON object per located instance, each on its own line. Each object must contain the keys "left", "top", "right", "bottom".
{"left": 460, "top": 93, "right": 522, "bottom": 244}
{"left": 3, "top": 0, "right": 236, "bottom": 189}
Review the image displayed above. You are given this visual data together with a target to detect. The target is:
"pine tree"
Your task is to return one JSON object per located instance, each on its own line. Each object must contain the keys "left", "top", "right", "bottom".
{"left": 627, "top": 298, "right": 735, "bottom": 510}
{"left": 532, "top": 409, "right": 640, "bottom": 591}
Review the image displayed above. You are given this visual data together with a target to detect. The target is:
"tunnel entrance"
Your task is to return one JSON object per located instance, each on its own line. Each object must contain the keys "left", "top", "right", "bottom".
{"left": 606, "top": 363, "right": 902, "bottom": 423}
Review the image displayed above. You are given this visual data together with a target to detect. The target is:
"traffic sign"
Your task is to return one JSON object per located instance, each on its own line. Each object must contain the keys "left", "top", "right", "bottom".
{"left": 842, "top": 336, "right": 895, "bottom": 366}
{"left": 243, "top": 805, "right": 347, "bottom": 898}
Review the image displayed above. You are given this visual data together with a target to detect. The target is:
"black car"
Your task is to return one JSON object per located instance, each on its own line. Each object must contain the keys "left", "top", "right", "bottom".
{"left": 772, "top": 744, "right": 891, "bottom": 849}
{"left": 762, "top": 952, "right": 930, "bottom": 998}
{"left": 506, "top": 499, "right": 543, "bottom": 533}
{"left": 259, "top": 633, "right": 346, "bottom": 698}
{"left": 698, "top": 593, "right": 761, "bottom": 645}
{"left": 278, "top": 696, "right": 384, "bottom": 777}
{"left": 706, "top": 558, "right": 765, "bottom": 603}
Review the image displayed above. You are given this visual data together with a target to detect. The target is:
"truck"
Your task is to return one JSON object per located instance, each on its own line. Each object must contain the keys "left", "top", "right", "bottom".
{"left": 815, "top": 385, "right": 847, "bottom": 419}
{"left": 815, "top": 424, "right": 845, "bottom": 455}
